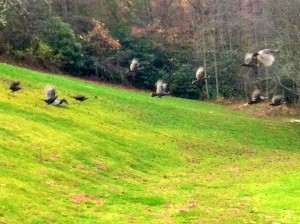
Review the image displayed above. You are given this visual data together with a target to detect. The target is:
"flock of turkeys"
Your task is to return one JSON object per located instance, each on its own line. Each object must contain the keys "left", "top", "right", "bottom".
{"left": 7, "top": 81, "right": 87, "bottom": 106}
{"left": 240, "top": 48, "right": 286, "bottom": 106}
{"left": 5, "top": 49, "right": 287, "bottom": 106}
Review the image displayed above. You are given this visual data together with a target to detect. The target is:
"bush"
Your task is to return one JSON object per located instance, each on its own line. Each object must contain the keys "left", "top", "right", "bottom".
{"left": 168, "top": 64, "right": 202, "bottom": 99}
{"left": 33, "top": 42, "right": 61, "bottom": 69}
{"left": 42, "top": 17, "right": 83, "bottom": 75}
{"left": 9, "top": 42, "right": 61, "bottom": 71}
{"left": 119, "top": 34, "right": 172, "bottom": 89}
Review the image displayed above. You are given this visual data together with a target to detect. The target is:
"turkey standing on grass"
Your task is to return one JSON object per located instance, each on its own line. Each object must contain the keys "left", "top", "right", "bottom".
{"left": 150, "top": 80, "right": 170, "bottom": 98}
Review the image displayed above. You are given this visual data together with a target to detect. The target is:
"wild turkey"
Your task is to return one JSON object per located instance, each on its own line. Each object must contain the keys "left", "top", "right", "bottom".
{"left": 52, "top": 98, "right": 68, "bottom": 105}
{"left": 71, "top": 95, "right": 88, "bottom": 101}
{"left": 242, "top": 49, "right": 278, "bottom": 68}
{"left": 269, "top": 95, "right": 286, "bottom": 106}
{"left": 192, "top": 67, "right": 204, "bottom": 85}
{"left": 125, "top": 58, "right": 139, "bottom": 84}
{"left": 44, "top": 85, "right": 58, "bottom": 104}
{"left": 247, "top": 89, "right": 267, "bottom": 105}
{"left": 44, "top": 85, "right": 68, "bottom": 105}
{"left": 290, "top": 119, "right": 300, "bottom": 123}
{"left": 254, "top": 49, "right": 278, "bottom": 67}
{"left": 8, "top": 81, "right": 21, "bottom": 93}
{"left": 129, "top": 58, "right": 138, "bottom": 73}
{"left": 150, "top": 80, "right": 170, "bottom": 98}
{"left": 241, "top": 52, "right": 259, "bottom": 68}
{"left": 125, "top": 58, "right": 138, "bottom": 75}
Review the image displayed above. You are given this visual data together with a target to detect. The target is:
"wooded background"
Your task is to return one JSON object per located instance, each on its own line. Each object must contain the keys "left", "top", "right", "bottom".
{"left": 0, "top": 0, "right": 299, "bottom": 103}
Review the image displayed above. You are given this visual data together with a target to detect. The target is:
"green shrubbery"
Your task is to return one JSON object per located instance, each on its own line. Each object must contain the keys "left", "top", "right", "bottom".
{"left": 42, "top": 17, "right": 83, "bottom": 75}
{"left": 118, "top": 34, "right": 172, "bottom": 89}
{"left": 0, "top": 8, "right": 245, "bottom": 99}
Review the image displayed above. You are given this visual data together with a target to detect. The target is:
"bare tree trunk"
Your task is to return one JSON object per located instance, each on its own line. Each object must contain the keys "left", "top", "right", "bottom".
{"left": 201, "top": 3, "right": 209, "bottom": 99}
{"left": 202, "top": 28, "right": 209, "bottom": 100}
{"left": 265, "top": 68, "right": 269, "bottom": 96}
{"left": 213, "top": 40, "right": 219, "bottom": 98}
{"left": 244, "top": 78, "right": 248, "bottom": 100}
{"left": 212, "top": 8, "right": 219, "bottom": 98}
{"left": 61, "top": 0, "right": 69, "bottom": 21}
{"left": 188, "top": 0, "right": 209, "bottom": 99}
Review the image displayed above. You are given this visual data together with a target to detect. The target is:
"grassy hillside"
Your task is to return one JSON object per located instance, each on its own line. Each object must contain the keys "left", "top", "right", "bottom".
{"left": 0, "top": 62, "right": 299, "bottom": 224}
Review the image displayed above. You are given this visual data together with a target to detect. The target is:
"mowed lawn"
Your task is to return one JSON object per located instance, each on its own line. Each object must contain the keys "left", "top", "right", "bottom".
{"left": 0, "top": 62, "right": 299, "bottom": 223}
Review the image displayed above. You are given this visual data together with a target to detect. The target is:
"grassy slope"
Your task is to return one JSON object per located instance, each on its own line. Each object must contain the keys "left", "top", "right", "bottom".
{"left": 0, "top": 62, "right": 299, "bottom": 224}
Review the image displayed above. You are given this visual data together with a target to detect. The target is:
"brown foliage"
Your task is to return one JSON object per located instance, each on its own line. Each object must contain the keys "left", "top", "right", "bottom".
{"left": 81, "top": 19, "right": 121, "bottom": 53}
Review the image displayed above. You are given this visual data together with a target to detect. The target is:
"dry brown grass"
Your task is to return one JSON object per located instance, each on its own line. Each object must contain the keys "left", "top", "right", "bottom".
{"left": 216, "top": 96, "right": 300, "bottom": 120}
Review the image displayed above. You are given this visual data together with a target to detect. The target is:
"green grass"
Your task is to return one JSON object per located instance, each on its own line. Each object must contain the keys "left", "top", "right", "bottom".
{"left": 0, "top": 62, "right": 300, "bottom": 223}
